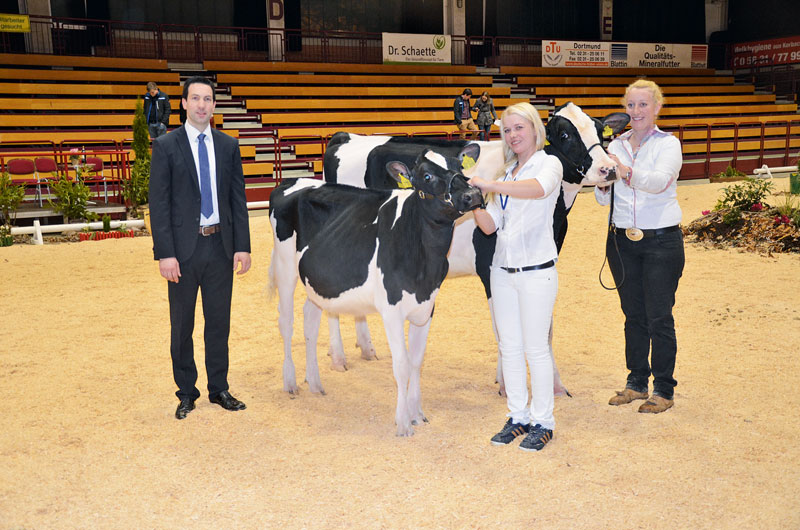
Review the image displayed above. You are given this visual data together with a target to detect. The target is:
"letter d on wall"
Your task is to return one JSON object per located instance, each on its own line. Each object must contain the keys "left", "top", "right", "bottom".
{"left": 269, "top": 0, "right": 284, "bottom": 20}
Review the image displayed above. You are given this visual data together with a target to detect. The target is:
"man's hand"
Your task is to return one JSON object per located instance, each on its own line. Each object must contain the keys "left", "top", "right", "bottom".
{"left": 233, "top": 252, "right": 251, "bottom": 275}
{"left": 159, "top": 257, "right": 181, "bottom": 283}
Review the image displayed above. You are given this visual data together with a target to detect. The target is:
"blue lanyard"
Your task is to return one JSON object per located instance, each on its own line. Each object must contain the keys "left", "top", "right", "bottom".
{"left": 500, "top": 170, "right": 516, "bottom": 210}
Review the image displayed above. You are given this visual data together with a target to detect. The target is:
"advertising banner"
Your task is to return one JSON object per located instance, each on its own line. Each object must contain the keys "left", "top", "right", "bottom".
{"left": 732, "top": 36, "right": 800, "bottom": 68}
{"left": 542, "top": 40, "right": 707, "bottom": 69}
{"left": 0, "top": 13, "right": 30, "bottom": 33}
{"left": 382, "top": 33, "right": 451, "bottom": 64}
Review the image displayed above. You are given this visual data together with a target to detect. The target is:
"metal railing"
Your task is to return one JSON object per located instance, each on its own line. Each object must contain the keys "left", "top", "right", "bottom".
{"left": 0, "top": 14, "right": 550, "bottom": 66}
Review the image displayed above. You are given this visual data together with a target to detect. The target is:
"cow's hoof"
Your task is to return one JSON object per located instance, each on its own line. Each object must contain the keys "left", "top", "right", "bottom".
{"left": 498, "top": 386, "right": 507, "bottom": 398}
{"left": 330, "top": 362, "right": 348, "bottom": 372}
{"left": 555, "top": 387, "right": 573, "bottom": 398}
{"left": 411, "top": 415, "right": 428, "bottom": 426}
{"left": 309, "top": 386, "right": 327, "bottom": 396}
{"left": 285, "top": 387, "right": 300, "bottom": 398}
{"left": 395, "top": 427, "right": 415, "bottom": 437}
{"left": 360, "top": 350, "right": 378, "bottom": 361}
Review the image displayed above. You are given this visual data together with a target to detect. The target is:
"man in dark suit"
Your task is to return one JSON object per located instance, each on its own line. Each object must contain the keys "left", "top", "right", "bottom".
{"left": 149, "top": 76, "right": 251, "bottom": 420}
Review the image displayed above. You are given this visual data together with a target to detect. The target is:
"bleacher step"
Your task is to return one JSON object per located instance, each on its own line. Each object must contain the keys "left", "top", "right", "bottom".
{"left": 168, "top": 62, "right": 203, "bottom": 71}
{"left": 223, "top": 122, "right": 262, "bottom": 129}
{"left": 257, "top": 153, "right": 295, "bottom": 162}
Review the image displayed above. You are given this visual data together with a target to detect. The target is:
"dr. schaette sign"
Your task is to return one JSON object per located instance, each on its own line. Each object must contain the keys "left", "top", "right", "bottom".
{"left": 732, "top": 36, "right": 800, "bottom": 68}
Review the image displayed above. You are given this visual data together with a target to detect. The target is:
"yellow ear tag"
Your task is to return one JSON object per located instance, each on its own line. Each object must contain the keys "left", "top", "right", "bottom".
{"left": 397, "top": 173, "right": 412, "bottom": 189}
{"left": 544, "top": 138, "right": 550, "bottom": 146}
{"left": 603, "top": 125, "right": 613, "bottom": 138}
{"left": 461, "top": 155, "right": 476, "bottom": 170}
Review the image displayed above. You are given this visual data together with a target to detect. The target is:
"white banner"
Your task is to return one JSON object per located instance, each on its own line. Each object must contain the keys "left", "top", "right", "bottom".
{"left": 542, "top": 40, "right": 707, "bottom": 69}
{"left": 382, "top": 33, "right": 451, "bottom": 64}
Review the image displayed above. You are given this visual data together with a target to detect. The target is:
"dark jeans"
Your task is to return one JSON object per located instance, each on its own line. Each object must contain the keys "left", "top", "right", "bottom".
{"left": 479, "top": 124, "right": 492, "bottom": 141}
{"left": 606, "top": 229, "right": 685, "bottom": 399}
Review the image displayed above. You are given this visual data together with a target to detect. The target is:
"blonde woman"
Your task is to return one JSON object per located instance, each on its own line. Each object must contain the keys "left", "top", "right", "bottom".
{"left": 595, "top": 79, "right": 684, "bottom": 414}
{"left": 470, "top": 103, "right": 563, "bottom": 452}
{"left": 472, "top": 91, "right": 497, "bottom": 141}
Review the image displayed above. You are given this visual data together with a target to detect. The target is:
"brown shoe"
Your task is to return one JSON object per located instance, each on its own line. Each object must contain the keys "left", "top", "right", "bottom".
{"left": 608, "top": 388, "right": 649, "bottom": 406}
{"left": 638, "top": 395, "right": 674, "bottom": 413}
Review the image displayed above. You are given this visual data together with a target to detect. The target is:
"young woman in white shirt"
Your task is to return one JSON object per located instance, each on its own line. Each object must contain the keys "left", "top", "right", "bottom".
{"left": 595, "top": 79, "right": 684, "bottom": 414}
{"left": 470, "top": 102, "right": 563, "bottom": 452}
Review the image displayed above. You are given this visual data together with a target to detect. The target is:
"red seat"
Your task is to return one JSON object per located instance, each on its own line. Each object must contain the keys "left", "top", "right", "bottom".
{"left": 33, "top": 156, "right": 58, "bottom": 175}
{"left": 6, "top": 158, "right": 43, "bottom": 206}
{"left": 84, "top": 156, "right": 110, "bottom": 203}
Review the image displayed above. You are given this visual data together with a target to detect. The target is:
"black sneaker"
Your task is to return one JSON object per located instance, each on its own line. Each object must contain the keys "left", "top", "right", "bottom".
{"left": 519, "top": 424, "right": 553, "bottom": 452}
{"left": 490, "top": 418, "right": 530, "bottom": 445}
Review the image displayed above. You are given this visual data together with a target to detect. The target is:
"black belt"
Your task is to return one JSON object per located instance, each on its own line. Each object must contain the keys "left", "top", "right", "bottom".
{"left": 501, "top": 260, "right": 555, "bottom": 273}
{"left": 199, "top": 224, "right": 220, "bottom": 236}
{"left": 612, "top": 224, "right": 680, "bottom": 238}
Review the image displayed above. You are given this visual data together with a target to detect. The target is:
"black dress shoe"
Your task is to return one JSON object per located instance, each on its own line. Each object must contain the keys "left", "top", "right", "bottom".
{"left": 209, "top": 390, "right": 246, "bottom": 411}
{"left": 175, "top": 398, "right": 196, "bottom": 420}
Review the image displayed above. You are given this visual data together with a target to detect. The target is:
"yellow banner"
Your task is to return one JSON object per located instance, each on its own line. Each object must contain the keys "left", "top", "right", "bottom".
{"left": 0, "top": 13, "right": 30, "bottom": 33}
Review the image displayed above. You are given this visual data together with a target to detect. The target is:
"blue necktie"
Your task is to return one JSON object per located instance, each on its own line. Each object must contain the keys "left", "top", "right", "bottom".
{"left": 197, "top": 133, "right": 213, "bottom": 218}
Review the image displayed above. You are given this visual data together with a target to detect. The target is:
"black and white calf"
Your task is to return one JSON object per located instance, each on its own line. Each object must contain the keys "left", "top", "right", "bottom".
{"left": 323, "top": 103, "right": 630, "bottom": 394}
{"left": 268, "top": 146, "right": 484, "bottom": 436}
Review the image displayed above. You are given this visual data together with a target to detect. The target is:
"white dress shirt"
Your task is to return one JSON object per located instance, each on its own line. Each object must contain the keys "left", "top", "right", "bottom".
{"left": 485, "top": 150, "right": 563, "bottom": 268}
{"left": 595, "top": 127, "right": 683, "bottom": 229}
{"left": 184, "top": 122, "right": 220, "bottom": 226}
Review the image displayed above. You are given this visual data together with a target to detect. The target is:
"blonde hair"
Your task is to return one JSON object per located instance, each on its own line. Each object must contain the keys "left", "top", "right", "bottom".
{"left": 497, "top": 102, "right": 546, "bottom": 177}
{"left": 621, "top": 79, "right": 665, "bottom": 109}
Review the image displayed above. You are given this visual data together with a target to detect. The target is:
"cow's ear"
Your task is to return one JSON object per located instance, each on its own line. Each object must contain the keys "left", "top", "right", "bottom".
{"left": 459, "top": 143, "right": 481, "bottom": 170}
{"left": 601, "top": 112, "right": 631, "bottom": 136}
{"left": 386, "top": 161, "right": 413, "bottom": 189}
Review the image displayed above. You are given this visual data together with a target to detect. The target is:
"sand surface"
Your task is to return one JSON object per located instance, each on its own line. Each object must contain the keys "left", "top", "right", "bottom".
{"left": 2, "top": 179, "right": 799, "bottom": 529}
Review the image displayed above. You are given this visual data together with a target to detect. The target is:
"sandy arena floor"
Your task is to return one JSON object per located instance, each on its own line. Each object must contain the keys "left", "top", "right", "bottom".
{"left": 1, "top": 179, "right": 799, "bottom": 529}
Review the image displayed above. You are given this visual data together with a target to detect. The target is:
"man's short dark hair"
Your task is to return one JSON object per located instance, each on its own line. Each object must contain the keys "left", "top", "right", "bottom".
{"left": 182, "top": 76, "right": 216, "bottom": 102}
{"left": 462, "top": 88, "right": 472, "bottom": 96}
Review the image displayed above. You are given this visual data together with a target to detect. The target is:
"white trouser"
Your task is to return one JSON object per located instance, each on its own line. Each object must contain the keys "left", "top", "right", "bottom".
{"left": 490, "top": 265, "right": 558, "bottom": 429}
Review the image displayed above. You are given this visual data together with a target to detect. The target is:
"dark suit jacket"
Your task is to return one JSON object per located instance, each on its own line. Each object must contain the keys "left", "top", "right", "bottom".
{"left": 149, "top": 125, "right": 251, "bottom": 262}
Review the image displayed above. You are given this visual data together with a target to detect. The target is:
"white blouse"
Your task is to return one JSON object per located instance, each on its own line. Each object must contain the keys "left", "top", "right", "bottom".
{"left": 594, "top": 127, "right": 683, "bottom": 229}
{"left": 485, "top": 150, "right": 563, "bottom": 269}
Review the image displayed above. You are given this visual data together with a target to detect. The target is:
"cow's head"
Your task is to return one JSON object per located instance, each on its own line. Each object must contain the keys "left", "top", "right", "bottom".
{"left": 544, "top": 102, "right": 630, "bottom": 185}
{"left": 385, "top": 144, "right": 484, "bottom": 218}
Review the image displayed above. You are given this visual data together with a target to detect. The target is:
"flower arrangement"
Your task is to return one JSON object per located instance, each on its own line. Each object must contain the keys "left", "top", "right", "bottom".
{"left": 685, "top": 178, "right": 800, "bottom": 253}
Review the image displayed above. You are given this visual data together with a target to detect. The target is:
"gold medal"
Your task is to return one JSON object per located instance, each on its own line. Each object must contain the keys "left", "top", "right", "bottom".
{"left": 625, "top": 227, "right": 644, "bottom": 241}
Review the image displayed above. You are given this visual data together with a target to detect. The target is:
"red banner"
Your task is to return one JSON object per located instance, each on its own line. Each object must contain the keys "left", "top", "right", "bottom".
{"left": 732, "top": 36, "right": 800, "bottom": 68}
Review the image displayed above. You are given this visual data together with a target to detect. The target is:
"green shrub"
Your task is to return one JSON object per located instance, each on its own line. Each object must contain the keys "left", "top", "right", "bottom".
{"left": 722, "top": 207, "right": 742, "bottom": 225}
{"left": 714, "top": 177, "right": 774, "bottom": 211}
{"left": 123, "top": 98, "right": 151, "bottom": 213}
{"left": 775, "top": 193, "right": 797, "bottom": 218}
{"left": 0, "top": 171, "right": 26, "bottom": 225}
{"left": 712, "top": 164, "right": 747, "bottom": 180}
{"left": 48, "top": 173, "right": 98, "bottom": 223}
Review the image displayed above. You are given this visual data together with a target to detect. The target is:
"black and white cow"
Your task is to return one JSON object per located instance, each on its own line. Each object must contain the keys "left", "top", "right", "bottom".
{"left": 268, "top": 146, "right": 484, "bottom": 436}
{"left": 322, "top": 103, "right": 630, "bottom": 395}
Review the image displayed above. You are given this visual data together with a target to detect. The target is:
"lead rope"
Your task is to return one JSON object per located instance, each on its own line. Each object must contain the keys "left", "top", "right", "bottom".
{"left": 599, "top": 184, "right": 625, "bottom": 290}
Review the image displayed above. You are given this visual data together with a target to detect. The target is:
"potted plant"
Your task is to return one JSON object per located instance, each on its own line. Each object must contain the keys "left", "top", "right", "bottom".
{"left": 790, "top": 159, "right": 800, "bottom": 195}
{"left": 709, "top": 164, "right": 747, "bottom": 183}
{"left": 0, "top": 171, "right": 26, "bottom": 246}
{"left": 48, "top": 171, "right": 98, "bottom": 224}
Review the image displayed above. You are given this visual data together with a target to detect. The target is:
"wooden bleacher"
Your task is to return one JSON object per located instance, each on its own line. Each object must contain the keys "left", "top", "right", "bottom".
{"left": 502, "top": 65, "right": 799, "bottom": 179}
{"left": 231, "top": 86, "right": 510, "bottom": 97}
{"left": 2, "top": 53, "right": 799, "bottom": 205}
{"left": 216, "top": 73, "right": 491, "bottom": 86}
{"left": 205, "top": 60, "right": 477, "bottom": 75}
{"left": 0, "top": 83, "right": 183, "bottom": 96}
